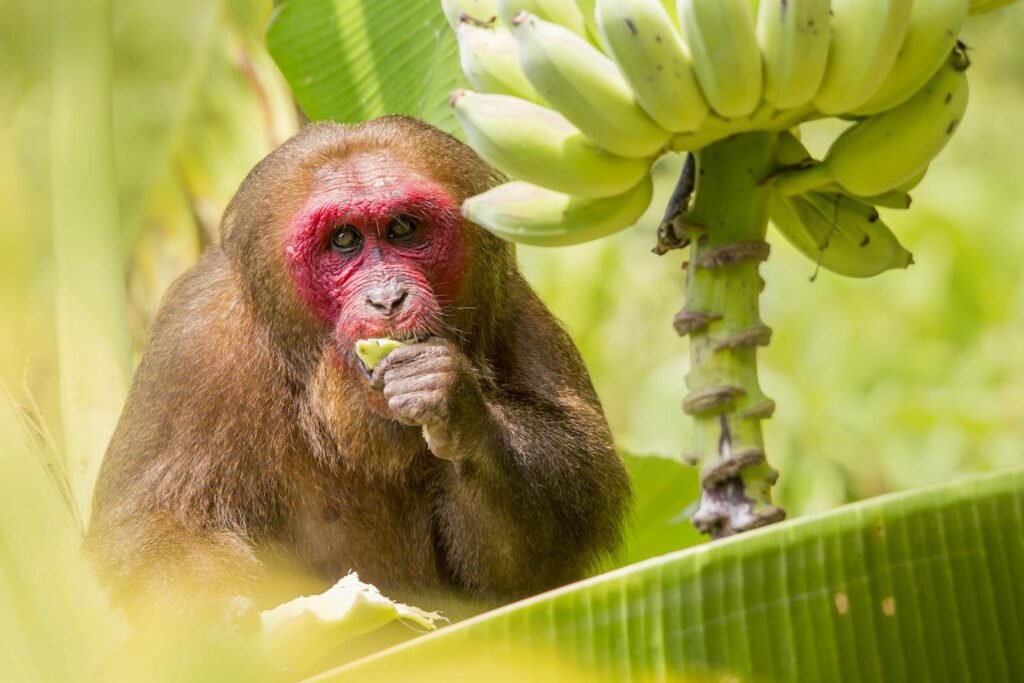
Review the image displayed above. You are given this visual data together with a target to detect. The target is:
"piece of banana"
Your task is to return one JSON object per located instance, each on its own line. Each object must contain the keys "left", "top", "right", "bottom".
{"left": 450, "top": 90, "right": 651, "bottom": 198}
{"left": 497, "top": 0, "right": 588, "bottom": 36}
{"left": 853, "top": 0, "right": 969, "bottom": 115}
{"left": 354, "top": 339, "right": 406, "bottom": 370}
{"left": 442, "top": 0, "right": 499, "bottom": 29}
{"left": 456, "top": 23, "right": 543, "bottom": 102}
{"left": 770, "top": 192, "right": 913, "bottom": 278}
{"left": 813, "top": 0, "right": 913, "bottom": 115}
{"left": 757, "top": 0, "right": 831, "bottom": 110}
{"left": 776, "top": 49, "right": 969, "bottom": 197}
{"left": 511, "top": 12, "right": 670, "bottom": 157}
{"left": 462, "top": 175, "right": 654, "bottom": 246}
{"left": 675, "top": 0, "right": 762, "bottom": 119}
{"left": 595, "top": 0, "right": 707, "bottom": 133}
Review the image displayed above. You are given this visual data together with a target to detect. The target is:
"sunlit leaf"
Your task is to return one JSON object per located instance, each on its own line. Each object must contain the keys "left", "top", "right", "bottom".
{"left": 311, "top": 467, "right": 1024, "bottom": 682}
{"left": 266, "top": 0, "right": 460, "bottom": 133}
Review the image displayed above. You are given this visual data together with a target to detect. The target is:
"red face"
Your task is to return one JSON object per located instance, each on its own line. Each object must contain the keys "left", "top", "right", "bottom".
{"left": 284, "top": 153, "right": 467, "bottom": 369}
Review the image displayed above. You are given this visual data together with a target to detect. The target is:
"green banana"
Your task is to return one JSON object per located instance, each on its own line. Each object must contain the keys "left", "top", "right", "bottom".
{"left": 770, "top": 192, "right": 913, "bottom": 278}
{"left": 573, "top": 0, "right": 603, "bottom": 44}
{"left": 970, "top": 0, "right": 1021, "bottom": 13}
{"left": 774, "top": 129, "right": 813, "bottom": 166}
{"left": 442, "top": 0, "right": 499, "bottom": 29}
{"left": 512, "top": 12, "right": 670, "bottom": 158}
{"left": 462, "top": 176, "right": 654, "bottom": 246}
{"left": 900, "top": 164, "right": 929, "bottom": 191}
{"left": 776, "top": 49, "right": 969, "bottom": 197}
{"left": 595, "top": 0, "right": 708, "bottom": 132}
{"left": 817, "top": 184, "right": 913, "bottom": 209}
{"left": 757, "top": 0, "right": 831, "bottom": 110}
{"left": 853, "top": 0, "right": 969, "bottom": 115}
{"left": 812, "top": 0, "right": 913, "bottom": 115}
{"left": 675, "top": 0, "right": 762, "bottom": 118}
{"left": 355, "top": 339, "right": 406, "bottom": 370}
{"left": 456, "top": 23, "right": 543, "bottom": 102}
{"left": 497, "top": 0, "right": 587, "bottom": 36}
{"left": 773, "top": 132, "right": 912, "bottom": 209}
{"left": 450, "top": 90, "right": 651, "bottom": 198}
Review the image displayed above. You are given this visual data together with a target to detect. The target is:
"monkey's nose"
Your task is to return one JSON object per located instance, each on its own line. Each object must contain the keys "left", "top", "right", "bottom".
{"left": 365, "top": 284, "right": 409, "bottom": 315}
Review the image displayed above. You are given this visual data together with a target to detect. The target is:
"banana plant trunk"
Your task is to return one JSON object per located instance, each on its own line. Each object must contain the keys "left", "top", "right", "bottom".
{"left": 667, "top": 132, "right": 785, "bottom": 539}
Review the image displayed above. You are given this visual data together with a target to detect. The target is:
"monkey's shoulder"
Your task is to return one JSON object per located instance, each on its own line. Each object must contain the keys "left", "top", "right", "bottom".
{"left": 114, "top": 249, "right": 291, "bottom": 454}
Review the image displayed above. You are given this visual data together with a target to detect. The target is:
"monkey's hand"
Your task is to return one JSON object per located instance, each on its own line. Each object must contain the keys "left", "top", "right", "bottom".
{"left": 370, "top": 339, "right": 487, "bottom": 461}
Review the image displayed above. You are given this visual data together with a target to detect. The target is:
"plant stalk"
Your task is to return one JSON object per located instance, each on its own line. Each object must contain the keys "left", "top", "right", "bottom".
{"left": 671, "top": 132, "right": 785, "bottom": 539}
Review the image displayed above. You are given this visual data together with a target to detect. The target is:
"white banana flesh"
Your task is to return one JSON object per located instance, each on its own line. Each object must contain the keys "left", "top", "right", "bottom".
{"left": 462, "top": 176, "right": 654, "bottom": 246}
{"left": 757, "top": 0, "right": 832, "bottom": 110}
{"left": 675, "top": 0, "right": 762, "bottom": 118}
{"left": 813, "top": 0, "right": 914, "bottom": 115}
{"left": 451, "top": 90, "right": 651, "bottom": 198}
{"left": 512, "top": 12, "right": 670, "bottom": 157}
{"left": 456, "top": 23, "right": 543, "bottom": 102}
{"left": 596, "top": 0, "right": 708, "bottom": 132}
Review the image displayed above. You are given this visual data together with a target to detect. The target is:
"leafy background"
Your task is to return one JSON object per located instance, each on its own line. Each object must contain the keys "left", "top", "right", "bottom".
{"left": 3, "top": 0, "right": 1024, "bottom": 679}
{"left": 4, "top": 0, "right": 1023, "bottom": 517}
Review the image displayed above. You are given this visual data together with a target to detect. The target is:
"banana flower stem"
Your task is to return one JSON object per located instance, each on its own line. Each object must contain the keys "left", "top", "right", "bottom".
{"left": 668, "top": 132, "right": 785, "bottom": 539}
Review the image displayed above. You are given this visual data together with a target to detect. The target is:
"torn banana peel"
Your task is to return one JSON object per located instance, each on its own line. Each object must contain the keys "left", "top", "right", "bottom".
{"left": 260, "top": 572, "right": 444, "bottom": 674}
{"left": 354, "top": 338, "right": 405, "bottom": 370}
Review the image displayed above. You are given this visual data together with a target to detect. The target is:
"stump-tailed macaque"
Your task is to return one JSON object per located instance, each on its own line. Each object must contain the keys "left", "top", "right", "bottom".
{"left": 87, "top": 116, "right": 630, "bottom": 625}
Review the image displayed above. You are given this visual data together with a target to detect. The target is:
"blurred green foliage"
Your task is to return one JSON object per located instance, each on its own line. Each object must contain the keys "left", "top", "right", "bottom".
{"left": 2, "top": 3, "right": 1024, "bottom": 664}
{"left": 2, "top": 0, "right": 1024, "bottom": 680}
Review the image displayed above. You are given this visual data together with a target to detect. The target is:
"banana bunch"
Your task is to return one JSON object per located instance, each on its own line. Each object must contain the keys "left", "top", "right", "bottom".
{"left": 440, "top": 0, "right": 1001, "bottom": 249}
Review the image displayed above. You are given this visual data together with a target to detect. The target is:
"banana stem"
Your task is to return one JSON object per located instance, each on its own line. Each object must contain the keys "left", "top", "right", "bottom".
{"left": 673, "top": 132, "right": 785, "bottom": 539}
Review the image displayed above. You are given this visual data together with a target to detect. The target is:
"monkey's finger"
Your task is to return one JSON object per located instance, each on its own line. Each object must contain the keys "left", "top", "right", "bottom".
{"left": 388, "top": 391, "right": 446, "bottom": 426}
{"left": 371, "top": 345, "right": 426, "bottom": 382}
{"left": 370, "top": 347, "right": 421, "bottom": 389}
{"left": 373, "top": 348, "right": 454, "bottom": 388}
{"left": 382, "top": 357, "right": 455, "bottom": 382}
{"left": 382, "top": 372, "right": 452, "bottom": 399}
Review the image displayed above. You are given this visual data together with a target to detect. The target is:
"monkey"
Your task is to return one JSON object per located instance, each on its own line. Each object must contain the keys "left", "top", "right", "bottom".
{"left": 86, "top": 116, "right": 631, "bottom": 628}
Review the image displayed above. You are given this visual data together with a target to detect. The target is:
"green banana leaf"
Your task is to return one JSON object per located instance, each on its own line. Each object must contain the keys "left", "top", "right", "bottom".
{"left": 617, "top": 454, "right": 704, "bottom": 567}
{"left": 266, "top": 0, "right": 460, "bottom": 134}
{"left": 309, "top": 466, "right": 1024, "bottom": 682}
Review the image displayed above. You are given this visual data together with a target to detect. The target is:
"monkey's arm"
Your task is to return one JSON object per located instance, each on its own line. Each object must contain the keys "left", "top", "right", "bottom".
{"left": 87, "top": 253, "right": 290, "bottom": 625}
{"left": 373, "top": 280, "right": 631, "bottom": 600}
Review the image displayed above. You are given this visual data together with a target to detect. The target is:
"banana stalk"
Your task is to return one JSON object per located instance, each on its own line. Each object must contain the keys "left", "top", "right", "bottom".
{"left": 673, "top": 132, "right": 785, "bottom": 538}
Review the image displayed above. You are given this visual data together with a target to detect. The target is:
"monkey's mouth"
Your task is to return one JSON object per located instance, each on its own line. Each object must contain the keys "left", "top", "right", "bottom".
{"left": 351, "top": 333, "right": 426, "bottom": 379}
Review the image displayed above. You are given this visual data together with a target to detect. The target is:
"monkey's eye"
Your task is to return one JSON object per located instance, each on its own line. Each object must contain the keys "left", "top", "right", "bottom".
{"left": 330, "top": 225, "right": 363, "bottom": 254}
{"left": 386, "top": 215, "right": 418, "bottom": 241}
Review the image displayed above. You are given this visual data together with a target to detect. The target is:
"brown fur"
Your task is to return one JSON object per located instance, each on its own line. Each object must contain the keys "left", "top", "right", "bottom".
{"left": 87, "top": 117, "right": 631, "bottom": 624}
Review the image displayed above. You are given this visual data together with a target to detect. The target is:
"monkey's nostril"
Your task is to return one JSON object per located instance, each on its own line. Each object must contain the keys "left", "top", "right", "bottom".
{"left": 366, "top": 286, "right": 409, "bottom": 315}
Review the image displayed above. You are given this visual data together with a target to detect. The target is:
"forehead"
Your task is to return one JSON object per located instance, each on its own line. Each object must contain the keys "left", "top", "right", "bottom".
{"left": 310, "top": 150, "right": 440, "bottom": 203}
{"left": 293, "top": 149, "right": 460, "bottom": 231}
